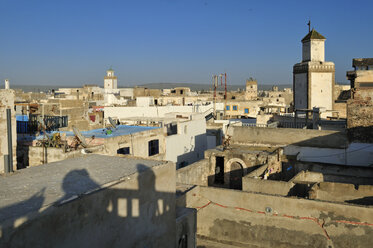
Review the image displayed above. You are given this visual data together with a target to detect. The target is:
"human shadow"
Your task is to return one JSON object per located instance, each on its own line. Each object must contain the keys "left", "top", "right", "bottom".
{"left": 0, "top": 161, "right": 190, "bottom": 248}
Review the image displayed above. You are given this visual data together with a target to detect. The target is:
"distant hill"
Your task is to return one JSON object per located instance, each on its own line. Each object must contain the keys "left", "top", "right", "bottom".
{"left": 136, "top": 83, "right": 293, "bottom": 91}
{"left": 8, "top": 83, "right": 295, "bottom": 93}
{"left": 7, "top": 85, "right": 65, "bottom": 93}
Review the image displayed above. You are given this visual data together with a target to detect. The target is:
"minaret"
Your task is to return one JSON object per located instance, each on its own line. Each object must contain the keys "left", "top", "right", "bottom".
{"left": 104, "top": 68, "right": 118, "bottom": 89}
{"left": 293, "top": 28, "right": 335, "bottom": 112}
{"left": 301, "top": 29, "right": 326, "bottom": 62}
{"left": 5, "top": 79, "right": 10, "bottom": 89}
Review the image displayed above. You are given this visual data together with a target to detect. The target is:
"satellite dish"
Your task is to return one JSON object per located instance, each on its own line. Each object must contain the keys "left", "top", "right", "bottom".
{"left": 72, "top": 126, "right": 88, "bottom": 148}
{"left": 108, "top": 117, "right": 117, "bottom": 129}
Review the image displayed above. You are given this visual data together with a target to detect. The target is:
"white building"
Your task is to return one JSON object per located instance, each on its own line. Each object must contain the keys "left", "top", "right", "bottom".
{"left": 136, "top": 96, "right": 154, "bottom": 107}
{"left": 108, "top": 112, "right": 208, "bottom": 169}
{"left": 104, "top": 103, "right": 223, "bottom": 120}
{"left": 164, "top": 113, "right": 207, "bottom": 168}
{"left": 104, "top": 68, "right": 117, "bottom": 90}
{"left": 293, "top": 29, "right": 335, "bottom": 114}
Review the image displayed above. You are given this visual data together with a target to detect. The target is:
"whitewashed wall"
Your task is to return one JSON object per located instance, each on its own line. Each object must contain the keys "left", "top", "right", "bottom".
{"left": 119, "top": 88, "right": 134, "bottom": 99}
{"left": 310, "top": 72, "right": 333, "bottom": 110}
{"left": 104, "top": 103, "right": 223, "bottom": 119}
{"left": 284, "top": 143, "right": 373, "bottom": 167}
{"left": 136, "top": 97, "right": 154, "bottom": 107}
{"left": 165, "top": 117, "right": 207, "bottom": 168}
{"left": 310, "top": 40, "right": 325, "bottom": 62}
{"left": 294, "top": 73, "right": 308, "bottom": 109}
{"left": 302, "top": 41, "right": 311, "bottom": 62}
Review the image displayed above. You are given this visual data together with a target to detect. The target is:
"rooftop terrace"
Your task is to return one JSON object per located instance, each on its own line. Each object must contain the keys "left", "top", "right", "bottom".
{"left": 18, "top": 125, "right": 160, "bottom": 141}
{"left": 0, "top": 154, "right": 165, "bottom": 223}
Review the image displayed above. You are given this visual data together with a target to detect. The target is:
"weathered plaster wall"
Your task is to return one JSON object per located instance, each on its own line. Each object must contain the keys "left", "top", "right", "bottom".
{"left": 176, "top": 208, "right": 197, "bottom": 248}
{"left": 333, "top": 102, "right": 347, "bottom": 118}
{"left": 311, "top": 72, "right": 333, "bottom": 110}
{"left": 205, "top": 148, "right": 280, "bottom": 189}
{"left": 310, "top": 40, "right": 325, "bottom": 62}
{"left": 302, "top": 41, "right": 311, "bottom": 62}
{"left": 309, "top": 182, "right": 373, "bottom": 204}
{"left": 22, "top": 145, "right": 105, "bottom": 167}
{"left": 225, "top": 100, "right": 263, "bottom": 118}
{"left": 347, "top": 88, "right": 373, "bottom": 143}
{"left": 242, "top": 176, "right": 293, "bottom": 196}
{"left": 21, "top": 128, "right": 165, "bottom": 168}
{"left": 0, "top": 157, "right": 176, "bottom": 248}
{"left": 176, "top": 159, "right": 209, "bottom": 186}
{"left": 0, "top": 90, "right": 17, "bottom": 173}
{"left": 355, "top": 70, "right": 373, "bottom": 87}
{"left": 187, "top": 186, "right": 373, "bottom": 248}
{"left": 294, "top": 73, "right": 308, "bottom": 109}
{"left": 103, "top": 128, "right": 166, "bottom": 159}
{"left": 229, "top": 126, "right": 348, "bottom": 149}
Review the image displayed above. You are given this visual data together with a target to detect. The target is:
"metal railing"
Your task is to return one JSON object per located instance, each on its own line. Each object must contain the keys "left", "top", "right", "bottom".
{"left": 17, "top": 115, "right": 69, "bottom": 133}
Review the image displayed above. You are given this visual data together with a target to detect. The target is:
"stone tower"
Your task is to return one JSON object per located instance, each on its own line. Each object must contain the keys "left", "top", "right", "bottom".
{"left": 104, "top": 68, "right": 118, "bottom": 90}
{"left": 293, "top": 29, "right": 335, "bottom": 111}
{"left": 245, "top": 78, "right": 258, "bottom": 100}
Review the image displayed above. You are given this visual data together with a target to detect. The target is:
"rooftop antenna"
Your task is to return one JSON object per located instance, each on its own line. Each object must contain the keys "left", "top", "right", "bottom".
{"left": 72, "top": 126, "right": 88, "bottom": 148}
{"left": 307, "top": 19, "right": 311, "bottom": 33}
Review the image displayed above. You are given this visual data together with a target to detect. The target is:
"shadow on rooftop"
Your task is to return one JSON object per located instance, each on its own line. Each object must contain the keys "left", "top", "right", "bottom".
{"left": 0, "top": 163, "right": 188, "bottom": 248}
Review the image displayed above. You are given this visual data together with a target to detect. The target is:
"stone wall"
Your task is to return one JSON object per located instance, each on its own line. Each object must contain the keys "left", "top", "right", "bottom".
{"left": 333, "top": 102, "right": 347, "bottom": 118}
{"left": 347, "top": 88, "right": 373, "bottom": 143}
{"left": 204, "top": 148, "right": 281, "bottom": 189}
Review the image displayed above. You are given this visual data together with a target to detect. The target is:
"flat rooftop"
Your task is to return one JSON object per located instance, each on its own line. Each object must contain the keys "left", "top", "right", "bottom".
{"left": 209, "top": 145, "right": 279, "bottom": 154}
{"left": 0, "top": 154, "right": 165, "bottom": 223}
{"left": 19, "top": 125, "right": 159, "bottom": 141}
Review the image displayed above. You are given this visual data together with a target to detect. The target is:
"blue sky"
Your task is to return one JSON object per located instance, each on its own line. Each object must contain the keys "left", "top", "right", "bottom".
{"left": 0, "top": 0, "right": 372, "bottom": 86}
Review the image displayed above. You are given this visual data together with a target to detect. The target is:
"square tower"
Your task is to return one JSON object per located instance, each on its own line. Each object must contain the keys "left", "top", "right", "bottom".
{"left": 293, "top": 29, "right": 335, "bottom": 111}
{"left": 245, "top": 79, "right": 258, "bottom": 100}
{"left": 104, "top": 68, "right": 118, "bottom": 89}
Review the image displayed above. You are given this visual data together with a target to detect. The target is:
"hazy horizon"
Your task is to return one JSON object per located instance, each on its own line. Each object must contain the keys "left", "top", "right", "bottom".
{"left": 1, "top": 0, "right": 371, "bottom": 86}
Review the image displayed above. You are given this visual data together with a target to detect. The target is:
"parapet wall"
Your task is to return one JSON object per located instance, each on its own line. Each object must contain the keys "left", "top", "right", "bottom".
{"left": 228, "top": 126, "right": 348, "bottom": 148}
{"left": 187, "top": 186, "right": 373, "bottom": 248}
{"left": 176, "top": 159, "right": 209, "bottom": 186}
{"left": 0, "top": 156, "right": 176, "bottom": 247}
{"left": 242, "top": 176, "right": 293, "bottom": 196}
{"left": 309, "top": 182, "right": 373, "bottom": 205}
{"left": 347, "top": 88, "right": 373, "bottom": 143}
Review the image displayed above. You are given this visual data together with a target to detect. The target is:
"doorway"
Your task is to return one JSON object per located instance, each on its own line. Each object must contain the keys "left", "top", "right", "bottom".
{"left": 229, "top": 161, "right": 243, "bottom": 190}
{"left": 214, "top": 156, "right": 224, "bottom": 184}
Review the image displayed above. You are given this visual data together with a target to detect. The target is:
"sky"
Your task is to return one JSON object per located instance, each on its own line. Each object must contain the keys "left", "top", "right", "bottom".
{"left": 0, "top": 0, "right": 372, "bottom": 87}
